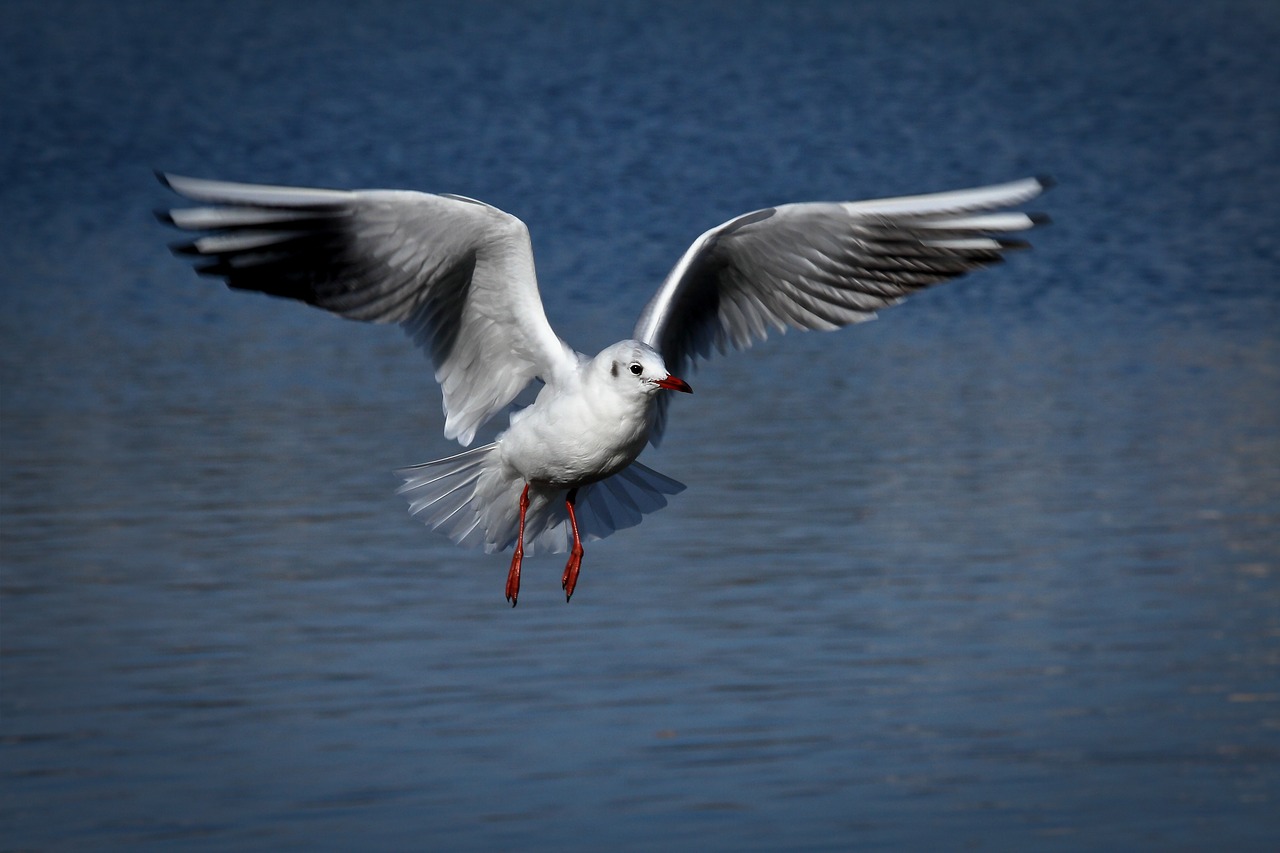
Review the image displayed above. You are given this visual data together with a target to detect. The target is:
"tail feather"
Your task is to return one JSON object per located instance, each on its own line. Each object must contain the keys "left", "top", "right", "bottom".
{"left": 526, "top": 460, "right": 686, "bottom": 554}
{"left": 396, "top": 443, "right": 501, "bottom": 550}
{"left": 396, "top": 446, "right": 685, "bottom": 557}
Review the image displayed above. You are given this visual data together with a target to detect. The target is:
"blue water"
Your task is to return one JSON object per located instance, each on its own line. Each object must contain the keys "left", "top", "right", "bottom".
{"left": 2, "top": 1, "right": 1278, "bottom": 849}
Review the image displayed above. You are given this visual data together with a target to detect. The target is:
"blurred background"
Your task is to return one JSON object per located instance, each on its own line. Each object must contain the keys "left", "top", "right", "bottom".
{"left": 2, "top": 0, "right": 1277, "bottom": 849}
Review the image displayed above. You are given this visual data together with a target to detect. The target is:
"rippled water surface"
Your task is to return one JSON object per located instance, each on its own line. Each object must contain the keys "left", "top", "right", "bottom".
{"left": 3, "top": 1, "right": 1278, "bottom": 849}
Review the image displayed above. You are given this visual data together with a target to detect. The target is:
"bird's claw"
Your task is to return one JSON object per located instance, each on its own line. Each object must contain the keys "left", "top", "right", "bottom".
{"left": 561, "top": 549, "right": 583, "bottom": 602}
{"left": 505, "top": 546, "right": 523, "bottom": 608}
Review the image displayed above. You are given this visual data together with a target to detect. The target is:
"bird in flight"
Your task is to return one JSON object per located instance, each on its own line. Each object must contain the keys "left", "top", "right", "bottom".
{"left": 158, "top": 172, "right": 1049, "bottom": 605}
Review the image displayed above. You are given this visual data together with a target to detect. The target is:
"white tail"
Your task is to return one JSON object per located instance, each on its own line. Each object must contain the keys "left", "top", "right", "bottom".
{"left": 396, "top": 447, "right": 685, "bottom": 556}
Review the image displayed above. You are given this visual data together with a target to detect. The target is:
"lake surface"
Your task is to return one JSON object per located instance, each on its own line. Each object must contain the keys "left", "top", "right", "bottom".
{"left": 2, "top": 1, "right": 1278, "bottom": 849}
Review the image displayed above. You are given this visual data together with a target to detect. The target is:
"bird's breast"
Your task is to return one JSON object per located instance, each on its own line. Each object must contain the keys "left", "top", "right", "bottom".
{"left": 498, "top": 389, "right": 651, "bottom": 488}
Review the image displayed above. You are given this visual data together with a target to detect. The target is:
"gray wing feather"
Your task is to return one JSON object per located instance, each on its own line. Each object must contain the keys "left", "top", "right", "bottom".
{"left": 159, "top": 174, "right": 575, "bottom": 445}
{"left": 633, "top": 176, "right": 1050, "bottom": 444}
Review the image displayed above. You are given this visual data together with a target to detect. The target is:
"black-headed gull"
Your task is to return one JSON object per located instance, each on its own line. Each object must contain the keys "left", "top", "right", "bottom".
{"left": 158, "top": 173, "right": 1049, "bottom": 604}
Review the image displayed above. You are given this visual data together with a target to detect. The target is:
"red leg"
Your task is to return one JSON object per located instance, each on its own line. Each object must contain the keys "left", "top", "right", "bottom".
{"left": 561, "top": 487, "right": 584, "bottom": 602}
{"left": 505, "top": 483, "right": 530, "bottom": 607}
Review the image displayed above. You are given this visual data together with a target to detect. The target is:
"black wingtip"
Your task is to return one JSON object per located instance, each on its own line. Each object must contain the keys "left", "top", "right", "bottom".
{"left": 1029, "top": 211, "right": 1052, "bottom": 226}
{"left": 1034, "top": 174, "right": 1057, "bottom": 191}
{"left": 155, "top": 170, "right": 174, "bottom": 190}
{"left": 153, "top": 208, "right": 176, "bottom": 226}
{"left": 996, "top": 238, "right": 1031, "bottom": 251}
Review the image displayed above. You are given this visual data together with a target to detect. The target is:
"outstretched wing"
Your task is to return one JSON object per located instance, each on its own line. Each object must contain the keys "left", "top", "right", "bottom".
{"left": 158, "top": 173, "right": 576, "bottom": 445}
{"left": 633, "top": 176, "right": 1050, "bottom": 443}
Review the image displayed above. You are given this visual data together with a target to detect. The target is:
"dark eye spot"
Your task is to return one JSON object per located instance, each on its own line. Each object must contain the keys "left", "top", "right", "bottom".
{"left": 629, "top": 363, "right": 643, "bottom": 376}
{"left": 611, "top": 361, "right": 619, "bottom": 378}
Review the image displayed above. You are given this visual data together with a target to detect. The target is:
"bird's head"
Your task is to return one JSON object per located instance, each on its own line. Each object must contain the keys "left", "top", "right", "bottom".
{"left": 595, "top": 340, "right": 693, "bottom": 398}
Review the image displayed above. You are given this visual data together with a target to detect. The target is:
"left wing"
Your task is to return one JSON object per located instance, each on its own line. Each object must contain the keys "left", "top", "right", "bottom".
{"left": 633, "top": 176, "right": 1050, "bottom": 443}
{"left": 158, "top": 174, "right": 576, "bottom": 445}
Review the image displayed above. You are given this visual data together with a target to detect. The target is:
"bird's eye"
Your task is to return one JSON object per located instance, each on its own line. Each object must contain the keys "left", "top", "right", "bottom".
{"left": 628, "top": 363, "right": 643, "bottom": 376}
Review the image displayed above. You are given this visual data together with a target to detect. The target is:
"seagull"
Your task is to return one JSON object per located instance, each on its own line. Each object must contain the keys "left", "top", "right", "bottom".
{"left": 157, "top": 172, "right": 1049, "bottom": 605}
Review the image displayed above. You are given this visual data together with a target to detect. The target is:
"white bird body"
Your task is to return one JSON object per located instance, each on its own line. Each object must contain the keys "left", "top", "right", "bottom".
{"left": 500, "top": 342, "right": 664, "bottom": 488}
{"left": 158, "top": 171, "right": 1049, "bottom": 604}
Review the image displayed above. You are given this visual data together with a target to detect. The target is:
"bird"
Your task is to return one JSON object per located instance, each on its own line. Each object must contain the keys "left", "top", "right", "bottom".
{"left": 157, "top": 171, "right": 1049, "bottom": 605}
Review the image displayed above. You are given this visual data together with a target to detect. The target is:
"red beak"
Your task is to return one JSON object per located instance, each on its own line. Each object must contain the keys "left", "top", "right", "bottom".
{"left": 655, "top": 375, "right": 693, "bottom": 393}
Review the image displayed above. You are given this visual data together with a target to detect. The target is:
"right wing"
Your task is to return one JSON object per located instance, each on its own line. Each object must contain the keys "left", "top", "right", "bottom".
{"left": 158, "top": 173, "right": 576, "bottom": 446}
{"left": 633, "top": 176, "right": 1050, "bottom": 444}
